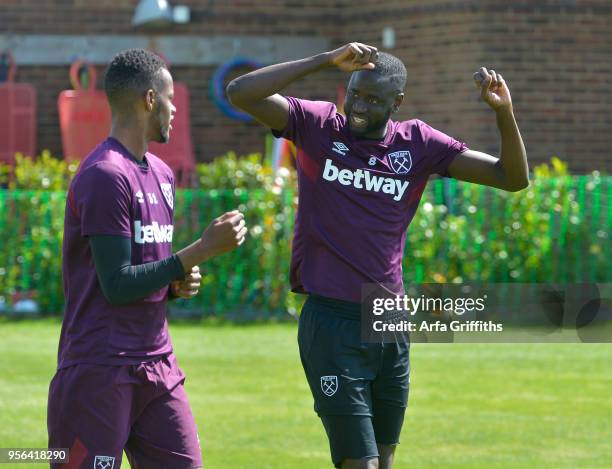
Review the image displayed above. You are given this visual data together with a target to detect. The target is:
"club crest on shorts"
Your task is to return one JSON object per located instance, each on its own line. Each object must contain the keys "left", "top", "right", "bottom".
{"left": 387, "top": 150, "right": 412, "bottom": 175}
{"left": 160, "top": 183, "right": 174, "bottom": 209}
{"left": 320, "top": 375, "right": 338, "bottom": 396}
{"left": 94, "top": 456, "right": 115, "bottom": 469}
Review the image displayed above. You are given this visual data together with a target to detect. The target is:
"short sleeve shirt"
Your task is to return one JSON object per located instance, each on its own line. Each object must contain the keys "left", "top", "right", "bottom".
{"left": 58, "top": 137, "right": 176, "bottom": 368}
{"left": 273, "top": 97, "right": 467, "bottom": 302}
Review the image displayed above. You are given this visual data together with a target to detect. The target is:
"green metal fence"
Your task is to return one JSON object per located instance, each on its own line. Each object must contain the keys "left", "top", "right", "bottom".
{"left": 0, "top": 175, "right": 609, "bottom": 316}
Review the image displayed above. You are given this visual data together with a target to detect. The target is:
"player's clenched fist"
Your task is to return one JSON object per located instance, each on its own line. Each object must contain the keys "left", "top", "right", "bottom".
{"left": 171, "top": 266, "right": 202, "bottom": 299}
{"left": 327, "top": 42, "right": 378, "bottom": 72}
{"left": 473, "top": 67, "right": 512, "bottom": 111}
{"left": 201, "top": 210, "right": 248, "bottom": 257}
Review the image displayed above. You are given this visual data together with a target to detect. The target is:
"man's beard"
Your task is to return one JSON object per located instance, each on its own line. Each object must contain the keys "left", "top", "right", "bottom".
{"left": 154, "top": 103, "right": 169, "bottom": 143}
{"left": 157, "top": 128, "right": 169, "bottom": 143}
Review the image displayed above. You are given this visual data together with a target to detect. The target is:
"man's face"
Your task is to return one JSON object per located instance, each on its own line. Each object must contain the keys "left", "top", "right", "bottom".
{"left": 149, "top": 68, "right": 175, "bottom": 144}
{"left": 344, "top": 71, "right": 403, "bottom": 139}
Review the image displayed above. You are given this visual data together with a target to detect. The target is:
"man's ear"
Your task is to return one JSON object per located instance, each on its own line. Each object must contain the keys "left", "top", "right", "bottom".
{"left": 393, "top": 93, "right": 404, "bottom": 113}
{"left": 145, "top": 89, "right": 156, "bottom": 112}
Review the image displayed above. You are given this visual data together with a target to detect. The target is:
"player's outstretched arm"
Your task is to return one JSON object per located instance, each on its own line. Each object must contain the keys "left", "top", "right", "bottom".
{"left": 90, "top": 210, "right": 247, "bottom": 305}
{"left": 447, "top": 67, "right": 529, "bottom": 192}
{"left": 226, "top": 42, "right": 378, "bottom": 131}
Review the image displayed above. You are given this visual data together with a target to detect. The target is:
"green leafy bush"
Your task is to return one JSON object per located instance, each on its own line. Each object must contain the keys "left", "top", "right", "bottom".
{"left": 177, "top": 152, "right": 297, "bottom": 316}
{"left": 406, "top": 158, "right": 609, "bottom": 284}
{"left": 0, "top": 151, "right": 79, "bottom": 190}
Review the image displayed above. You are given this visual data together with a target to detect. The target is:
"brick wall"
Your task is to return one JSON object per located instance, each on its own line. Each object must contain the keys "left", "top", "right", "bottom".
{"left": 344, "top": 0, "right": 612, "bottom": 173}
{"left": 2, "top": 0, "right": 347, "bottom": 162}
{"left": 2, "top": 0, "right": 611, "bottom": 172}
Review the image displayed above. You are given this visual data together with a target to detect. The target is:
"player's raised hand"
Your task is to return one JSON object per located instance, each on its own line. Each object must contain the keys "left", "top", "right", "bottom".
{"left": 328, "top": 43, "right": 378, "bottom": 72}
{"left": 200, "top": 210, "right": 248, "bottom": 257}
{"left": 171, "top": 266, "right": 202, "bottom": 299}
{"left": 473, "top": 67, "right": 512, "bottom": 111}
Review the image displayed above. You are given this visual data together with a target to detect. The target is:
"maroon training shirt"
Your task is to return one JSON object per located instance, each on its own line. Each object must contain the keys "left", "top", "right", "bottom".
{"left": 274, "top": 97, "right": 467, "bottom": 302}
{"left": 58, "top": 137, "right": 176, "bottom": 369}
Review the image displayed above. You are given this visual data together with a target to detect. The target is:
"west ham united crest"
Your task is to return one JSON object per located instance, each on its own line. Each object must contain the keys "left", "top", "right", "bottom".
{"left": 94, "top": 456, "right": 115, "bottom": 469}
{"left": 160, "top": 183, "right": 174, "bottom": 209}
{"left": 320, "top": 375, "right": 338, "bottom": 396}
{"left": 387, "top": 150, "right": 412, "bottom": 175}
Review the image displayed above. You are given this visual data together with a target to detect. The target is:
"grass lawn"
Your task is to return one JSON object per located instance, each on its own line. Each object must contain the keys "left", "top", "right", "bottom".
{"left": 0, "top": 319, "right": 610, "bottom": 468}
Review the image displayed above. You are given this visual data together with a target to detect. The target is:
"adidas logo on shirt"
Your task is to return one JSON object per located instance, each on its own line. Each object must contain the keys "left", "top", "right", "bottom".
{"left": 322, "top": 158, "right": 409, "bottom": 202}
{"left": 134, "top": 220, "right": 174, "bottom": 244}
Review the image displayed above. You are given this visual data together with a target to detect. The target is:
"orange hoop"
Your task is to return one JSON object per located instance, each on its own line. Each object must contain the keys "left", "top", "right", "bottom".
{"left": 69, "top": 60, "right": 97, "bottom": 91}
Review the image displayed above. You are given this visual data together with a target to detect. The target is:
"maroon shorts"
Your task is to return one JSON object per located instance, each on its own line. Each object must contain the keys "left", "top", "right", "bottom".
{"left": 47, "top": 353, "right": 202, "bottom": 469}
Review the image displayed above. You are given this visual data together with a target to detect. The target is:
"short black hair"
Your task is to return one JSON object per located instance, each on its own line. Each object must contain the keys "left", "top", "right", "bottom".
{"left": 372, "top": 52, "right": 407, "bottom": 92}
{"left": 104, "top": 49, "right": 167, "bottom": 108}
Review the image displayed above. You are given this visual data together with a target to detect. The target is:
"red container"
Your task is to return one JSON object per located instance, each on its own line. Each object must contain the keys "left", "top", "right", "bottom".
{"left": 57, "top": 60, "right": 111, "bottom": 162}
{"left": 0, "top": 52, "right": 37, "bottom": 164}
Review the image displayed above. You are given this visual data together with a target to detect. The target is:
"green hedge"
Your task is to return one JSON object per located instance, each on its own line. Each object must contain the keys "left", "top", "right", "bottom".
{"left": 0, "top": 154, "right": 609, "bottom": 316}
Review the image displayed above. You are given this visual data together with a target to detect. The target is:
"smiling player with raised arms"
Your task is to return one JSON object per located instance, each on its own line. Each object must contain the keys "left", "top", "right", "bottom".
{"left": 227, "top": 42, "right": 528, "bottom": 468}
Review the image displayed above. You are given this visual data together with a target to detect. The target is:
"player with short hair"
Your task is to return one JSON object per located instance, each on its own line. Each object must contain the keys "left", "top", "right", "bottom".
{"left": 48, "top": 48, "right": 248, "bottom": 469}
{"left": 227, "top": 43, "right": 528, "bottom": 468}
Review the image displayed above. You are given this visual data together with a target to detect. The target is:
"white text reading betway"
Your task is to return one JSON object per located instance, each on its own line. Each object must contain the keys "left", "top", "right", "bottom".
{"left": 134, "top": 220, "right": 174, "bottom": 244}
{"left": 322, "top": 159, "right": 409, "bottom": 201}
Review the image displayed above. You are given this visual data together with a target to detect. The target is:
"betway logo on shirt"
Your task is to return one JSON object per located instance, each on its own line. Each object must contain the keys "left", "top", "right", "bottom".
{"left": 322, "top": 159, "right": 409, "bottom": 202}
{"left": 134, "top": 220, "right": 174, "bottom": 244}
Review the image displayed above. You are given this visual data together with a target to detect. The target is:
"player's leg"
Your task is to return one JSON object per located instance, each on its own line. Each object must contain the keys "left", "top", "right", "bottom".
{"left": 298, "top": 295, "right": 382, "bottom": 468}
{"left": 47, "top": 364, "right": 133, "bottom": 469}
{"left": 373, "top": 401, "right": 406, "bottom": 469}
{"left": 125, "top": 354, "right": 202, "bottom": 469}
{"left": 376, "top": 444, "right": 396, "bottom": 469}
{"left": 342, "top": 459, "right": 379, "bottom": 469}
{"left": 320, "top": 415, "right": 379, "bottom": 468}
{"left": 371, "top": 340, "right": 410, "bottom": 469}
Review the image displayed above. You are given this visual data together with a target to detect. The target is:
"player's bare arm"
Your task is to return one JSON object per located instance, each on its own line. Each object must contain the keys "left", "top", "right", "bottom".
{"left": 226, "top": 42, "right": 378, "bottom": 130}
{"left": 176, "top": 210, "right": 248, "bottom": 271}
{"left": 447, "top": 67, "right": 529, "bottom": 192}
{"left": 171, "top": 211, "right": 246, "bottom": 300}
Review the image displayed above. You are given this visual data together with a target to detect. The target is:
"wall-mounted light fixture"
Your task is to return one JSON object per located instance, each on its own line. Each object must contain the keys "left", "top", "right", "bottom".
{"left": 382, "top": 27, "right": 396, "bottom": 49}
{"left": 132, "top": 0, "right": 191, "bottom": 28}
